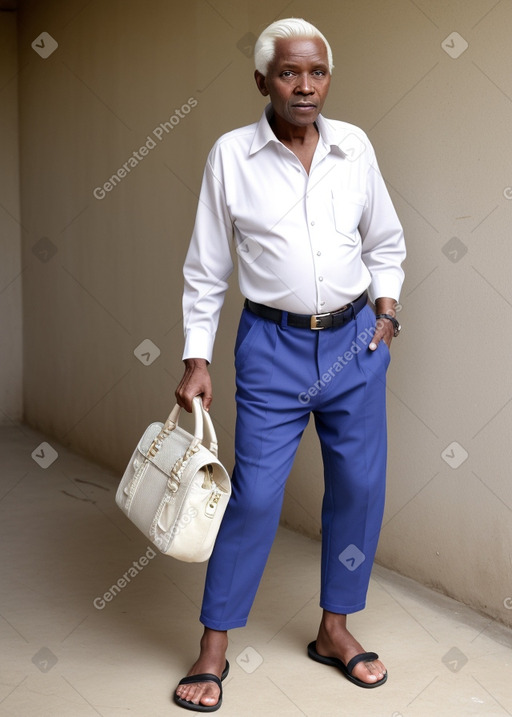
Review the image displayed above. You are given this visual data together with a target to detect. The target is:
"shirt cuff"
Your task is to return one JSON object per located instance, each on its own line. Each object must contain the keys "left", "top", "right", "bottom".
{"left": 182, "top": 329, "right": 215, "bottom": 363}
{"left": 368, "top": 275, "right": 403, "bottom": 304}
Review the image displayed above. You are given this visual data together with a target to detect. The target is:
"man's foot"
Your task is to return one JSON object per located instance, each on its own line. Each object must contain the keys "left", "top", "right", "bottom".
{"left": 174, "top": 629, "right": 228, "bottom": 710}
{"left": 313, "top": 611, "right": 387, "bottom": 686}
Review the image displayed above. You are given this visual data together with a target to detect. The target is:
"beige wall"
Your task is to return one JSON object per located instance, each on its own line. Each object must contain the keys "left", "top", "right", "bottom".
{"left": 17, "top": 0, "right": 512, "bottom": 628}
{"left": 0, "top": 9, "right": 22, "bottom": 423}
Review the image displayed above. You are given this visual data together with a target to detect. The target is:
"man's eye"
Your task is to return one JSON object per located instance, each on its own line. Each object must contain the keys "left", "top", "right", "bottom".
{"left": 313, "top": 70, "right": 326, "bottom": 76}
{"left": 281, "top": 71, "right": 294, "bottom": 78}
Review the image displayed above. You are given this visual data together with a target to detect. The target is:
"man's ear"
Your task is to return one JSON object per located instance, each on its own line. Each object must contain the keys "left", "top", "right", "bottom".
{"left": 254, "top": 70, "right": 269, "bottom": 96}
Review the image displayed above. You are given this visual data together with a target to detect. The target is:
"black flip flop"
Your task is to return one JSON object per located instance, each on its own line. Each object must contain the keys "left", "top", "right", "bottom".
{"left": 307, "top": 641, "right": 387, "bottom": 689}
{"left": 174, "top": 661, "right": 230, "bottom": 712}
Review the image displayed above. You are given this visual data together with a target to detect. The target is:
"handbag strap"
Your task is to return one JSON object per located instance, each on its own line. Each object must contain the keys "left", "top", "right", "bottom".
{"left": 147, "top": 397, "right": 219, "bottom": 459}
{"left": 195, "top": 398, "right": 219, "bottom": 457}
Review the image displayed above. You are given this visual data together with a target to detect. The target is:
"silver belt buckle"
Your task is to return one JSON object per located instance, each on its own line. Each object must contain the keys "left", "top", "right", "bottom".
{"left": 310, "top": 312, "right": 330, "bottom": 330}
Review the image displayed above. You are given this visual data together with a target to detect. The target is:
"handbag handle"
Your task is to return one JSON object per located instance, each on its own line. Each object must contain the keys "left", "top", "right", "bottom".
{"left": 147, "top": 397, "right": 219, "bottom": 458}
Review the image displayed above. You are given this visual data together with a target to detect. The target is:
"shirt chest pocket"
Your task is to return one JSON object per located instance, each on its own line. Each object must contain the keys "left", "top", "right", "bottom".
{"left": 331, "top": 190, "right": 367, "bottom": 239}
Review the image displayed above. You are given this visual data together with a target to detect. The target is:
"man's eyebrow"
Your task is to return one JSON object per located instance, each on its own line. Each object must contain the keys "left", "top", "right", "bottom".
{"left": 278, "top": 59, "right": 329, "bottom": 69}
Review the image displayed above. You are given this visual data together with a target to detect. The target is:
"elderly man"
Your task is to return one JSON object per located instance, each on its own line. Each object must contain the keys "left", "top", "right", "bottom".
{"left": 174, "top": 17, "right": 405, "bottom": 712}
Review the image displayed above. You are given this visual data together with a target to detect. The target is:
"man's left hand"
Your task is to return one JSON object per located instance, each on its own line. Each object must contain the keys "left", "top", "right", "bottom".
{"left": 369, "top": 297, "right": 398, "bottom": 351}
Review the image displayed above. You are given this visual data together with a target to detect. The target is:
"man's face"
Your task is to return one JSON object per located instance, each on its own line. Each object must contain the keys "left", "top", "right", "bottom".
{"left": 255, "top": 36, "right": 331, "bottom": 127}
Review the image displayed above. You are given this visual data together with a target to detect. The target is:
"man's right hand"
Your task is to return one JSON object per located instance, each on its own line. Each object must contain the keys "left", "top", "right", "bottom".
{"left": 175, "top": 358, "right": 213, "bottom": 413}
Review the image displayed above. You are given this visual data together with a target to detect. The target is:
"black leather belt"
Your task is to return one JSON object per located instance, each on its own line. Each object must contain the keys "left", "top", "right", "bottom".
{"left": 244, "top": 291, "right": 368, "bottom": 330}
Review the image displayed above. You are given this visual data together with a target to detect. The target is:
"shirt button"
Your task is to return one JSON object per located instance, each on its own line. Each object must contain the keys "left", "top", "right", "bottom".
{"left": 320, "top": 301, "right": 326, "bottom": 307}
{"left": 318, "top": 276, "right": 323, "bottom": 282}
{"left": 311, "top": 220, "right": 315, "bottom": 226}
{"left": 317, "top": 251, "right": 321, "bottom": 256}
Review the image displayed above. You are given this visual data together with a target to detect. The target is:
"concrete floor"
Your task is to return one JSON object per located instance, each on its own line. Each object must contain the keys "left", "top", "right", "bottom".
{"left": 0, "top": 422, "right": 511, "bottom": 717}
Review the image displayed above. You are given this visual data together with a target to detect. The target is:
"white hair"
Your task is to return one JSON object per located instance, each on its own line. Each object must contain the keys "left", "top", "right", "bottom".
{"left": 254, "top": 18, "right": 333, "bottom": 76}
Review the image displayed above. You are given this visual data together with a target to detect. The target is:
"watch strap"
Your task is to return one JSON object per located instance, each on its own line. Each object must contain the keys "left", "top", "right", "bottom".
{"left": 375, "top": 313, "right": 401, "bottom": 337}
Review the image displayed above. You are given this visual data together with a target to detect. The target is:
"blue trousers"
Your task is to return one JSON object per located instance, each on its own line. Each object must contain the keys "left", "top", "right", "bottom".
{"left": 200, "top": 303, "right": 390, "bottom": 630}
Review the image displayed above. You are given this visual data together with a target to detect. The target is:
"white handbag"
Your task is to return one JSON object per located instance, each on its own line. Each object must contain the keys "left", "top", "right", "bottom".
{"left": 116, "top": 397, "right": 231, "bottom": 562}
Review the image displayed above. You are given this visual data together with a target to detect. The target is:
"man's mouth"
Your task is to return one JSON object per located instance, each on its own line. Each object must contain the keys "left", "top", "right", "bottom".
{"left": 293, "top": 103, "right": 316, "bottom": 109}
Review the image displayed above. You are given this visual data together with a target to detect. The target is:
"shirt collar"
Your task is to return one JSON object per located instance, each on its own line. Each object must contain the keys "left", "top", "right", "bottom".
{"left": 249, "top": 104, "right": 347, "bottom": 158}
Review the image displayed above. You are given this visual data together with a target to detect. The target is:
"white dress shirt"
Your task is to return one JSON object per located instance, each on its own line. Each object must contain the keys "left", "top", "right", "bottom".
{"left": 182, "top": 105, "right": 405, "bottom": 362}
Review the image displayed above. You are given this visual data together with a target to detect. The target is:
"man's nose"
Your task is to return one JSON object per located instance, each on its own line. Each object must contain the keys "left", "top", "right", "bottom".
{"left": 296, "top": 73, "right": 314, "bottom": 93}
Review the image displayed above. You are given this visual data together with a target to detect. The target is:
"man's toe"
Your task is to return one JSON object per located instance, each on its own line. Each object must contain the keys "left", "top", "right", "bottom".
{"left": 352, "top": 660, "right": 385, "bottom": 683}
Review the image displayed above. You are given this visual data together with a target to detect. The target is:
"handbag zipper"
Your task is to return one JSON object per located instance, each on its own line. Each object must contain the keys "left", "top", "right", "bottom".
{"left": 205, "top": 487, "right": 222, "bottom": 518}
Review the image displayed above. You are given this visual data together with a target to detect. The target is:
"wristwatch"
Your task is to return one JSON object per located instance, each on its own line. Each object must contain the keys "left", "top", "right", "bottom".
{"left": 375, "top": 314, "right": 401, "bottom": 337}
